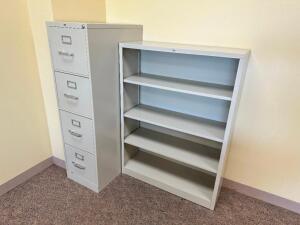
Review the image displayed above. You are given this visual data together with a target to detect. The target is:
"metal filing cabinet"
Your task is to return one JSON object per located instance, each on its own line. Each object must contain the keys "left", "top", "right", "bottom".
{"left": 47, "top": 22, "right": 143, "bottom": 191}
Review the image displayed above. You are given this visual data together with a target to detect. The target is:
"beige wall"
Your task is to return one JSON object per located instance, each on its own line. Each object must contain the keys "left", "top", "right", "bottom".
{"left": 106, "top": 0, "right": 300, "bottom": 202}
{"left": 52, "top": 0, "right": 106, "bottom": 22}
{"left": 0, "top": 0, "right": 52, "bottom": 184}
{"left": 27, "top": 0, "right": 65, "bottom": 160}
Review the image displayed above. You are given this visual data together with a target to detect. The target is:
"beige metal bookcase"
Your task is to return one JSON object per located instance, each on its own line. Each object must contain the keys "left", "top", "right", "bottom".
{"left": 119, "top": 41, "right": 250, "bottom": 209}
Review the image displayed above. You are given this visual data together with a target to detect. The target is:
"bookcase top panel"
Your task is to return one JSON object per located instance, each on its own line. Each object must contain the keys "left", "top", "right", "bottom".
{"left": 120, "top": 41, "right": 250, "bottom": 59}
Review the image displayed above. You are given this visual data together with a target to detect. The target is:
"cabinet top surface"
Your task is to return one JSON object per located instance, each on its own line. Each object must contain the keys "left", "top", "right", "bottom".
{"left": 46, "top": 21, "right": 142, "bottom": 29}
{"left": 120, "top": 41, "right": 250, "bottom": 58}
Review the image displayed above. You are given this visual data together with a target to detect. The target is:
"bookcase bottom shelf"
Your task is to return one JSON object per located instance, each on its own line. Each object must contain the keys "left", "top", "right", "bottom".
{"left": 124, "top": 127, "right": 220, "bottom": 174}
{"left": 123, "top": 151, "right": 215, "bottom": 208}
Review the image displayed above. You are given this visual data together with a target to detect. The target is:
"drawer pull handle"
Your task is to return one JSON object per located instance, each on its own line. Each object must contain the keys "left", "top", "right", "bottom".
{"left": 72, "top": 161, "right": 85, "bottom": 170}
{"left": 68, "top": 130, "right": 82, "bottom": 138}
{"left": 58, "top": 51, "right": 74, "bottom": 57}
{"left": 75, "top": 153, "right": 84, "bottom": 161}
{"left": 64, "top": 93, "right": 79, "bottom": 100}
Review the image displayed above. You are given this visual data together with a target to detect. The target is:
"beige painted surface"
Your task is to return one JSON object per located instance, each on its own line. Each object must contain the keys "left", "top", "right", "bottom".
{"left": 0, "top": 0, "right": 52, "bottom": 185}
{"left": 27, "top": 0, "right": 65, "bottom": 160}
{"left": 52, "top": 0, "right": 106, "bottom": 22}
{"left": 106, "top": 0, "right": 300, "bottom": 202}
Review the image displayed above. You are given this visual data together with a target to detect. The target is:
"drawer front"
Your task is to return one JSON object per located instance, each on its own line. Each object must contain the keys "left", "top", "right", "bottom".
{"left": 60, "top": 110, "right": 95, "bottom": 154}
{"left": 48, "top": 26, "right": 90, "bottom": 76}
{"left": 65, "top": 144, "right": 98, "bottom": 188}
{"left": 55, "top": 72, "right": 93, "bottom": 118}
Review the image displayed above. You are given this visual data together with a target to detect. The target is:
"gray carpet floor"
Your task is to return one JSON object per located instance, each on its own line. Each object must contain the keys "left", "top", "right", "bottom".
{"left": 0, "top": 165, "right": 299, "bottom": 225}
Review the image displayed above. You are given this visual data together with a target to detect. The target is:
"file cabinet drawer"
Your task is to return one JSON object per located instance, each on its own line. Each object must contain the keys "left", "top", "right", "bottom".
{"left": 65, "top": 144, "right": 98, "bottom": 190}
{"left": 48, "top": 26, "right": 90, "bottom": 76}
{"left": 60, "top": 110, "right": 95, "bottom": 154}
{"left": 55, "top": 72, "right": 93, "bottom": 118}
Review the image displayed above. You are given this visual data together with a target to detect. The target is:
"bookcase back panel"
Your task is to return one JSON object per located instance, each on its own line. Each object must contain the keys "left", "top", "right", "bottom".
{"left": 141, "top": 50, "right": 239, "bottom": 86}
{"left": 140, "top": 86, "right": 230, "bottom": 123}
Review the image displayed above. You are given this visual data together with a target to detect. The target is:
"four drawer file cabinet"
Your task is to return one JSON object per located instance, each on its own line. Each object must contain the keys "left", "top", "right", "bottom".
{"left": 47, "top": 22, "right": 142, "bottom": 191}
{"left": 119, "top": 41, "right": 250, "bottom": 209}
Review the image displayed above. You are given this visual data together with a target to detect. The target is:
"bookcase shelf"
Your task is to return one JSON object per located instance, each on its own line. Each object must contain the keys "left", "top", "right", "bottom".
{"left": 119, "top": 41, "right": 250, "bottom": 210}
{"left": 124, "top": 73, "right": 233, "bottom": 101}
{"left": 123, "top": 151, "right": 215, "bottom": 207}
{"left": 124, "top": 105, "right": 226, "bottom": 143}
{"left": 124, "top": 128, "right": 220, "bottom": 174}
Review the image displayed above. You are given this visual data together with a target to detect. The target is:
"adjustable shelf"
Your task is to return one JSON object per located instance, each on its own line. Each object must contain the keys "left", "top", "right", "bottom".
{"left": 124, "top": 105, "right": 225, "bottom": 143}
{"left": 124, "top": 128, "right": 220, "bottom": 174}
{"left": 124, "top": 73, "right": 233, "bottom": 101}
{"left": 119, "top": 41, "right": 250, "bottom": 210}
